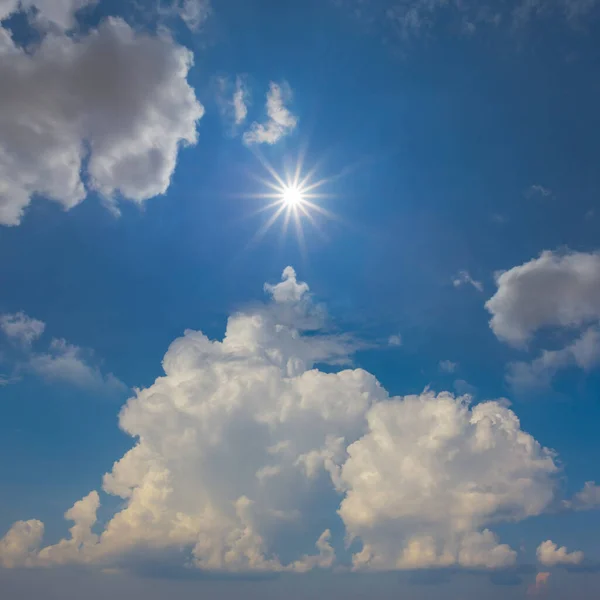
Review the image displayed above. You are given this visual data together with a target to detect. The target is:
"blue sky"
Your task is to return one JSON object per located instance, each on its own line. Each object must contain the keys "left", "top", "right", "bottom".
{"left": 1, "top": 0, "right": 600, "bottom": 597}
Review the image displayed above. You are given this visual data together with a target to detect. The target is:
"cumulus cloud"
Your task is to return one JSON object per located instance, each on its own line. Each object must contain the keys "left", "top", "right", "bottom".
{"left": 453, "top": 270, "right": 483, "bottom": 292}
{"left": 0, "top": 311, "right": 45, "bottom": 346}
{"left": 338, "top": 392, "right": 556, "bottom": 570}
{"left": 0, "top": 15, "right": 203, "bottom": 225}
{"left": 486, "top": 251, "right": 600, "bottom": 347}
{"left": 0, "top": 519, "right": 44, "bottom": 568}
{"left": 243, "top": 82, "right": 298, "bottom": 145}
{"left": 536, "top": 540, "right": 584, "bottom": 567}
{"left": 0, "top": 269, "right": 560, "bottom": 573}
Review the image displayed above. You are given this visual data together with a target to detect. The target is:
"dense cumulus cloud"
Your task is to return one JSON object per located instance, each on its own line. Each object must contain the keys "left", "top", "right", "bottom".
{"left": 0, "top": 269, "right": 561, "bottom": 573}
{"left": 0, "top": 4, "right": 204, "bottom": 225}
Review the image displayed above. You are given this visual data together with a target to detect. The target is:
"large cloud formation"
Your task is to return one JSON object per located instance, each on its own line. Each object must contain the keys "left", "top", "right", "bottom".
{"left": 0, "top": 4, "right": 204, "bottom": 225}
{"left": 0, "top": 268, "right": 560, "bottom": 573}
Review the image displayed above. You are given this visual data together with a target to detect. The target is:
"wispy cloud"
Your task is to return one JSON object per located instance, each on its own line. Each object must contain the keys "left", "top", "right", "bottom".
{"left": 243, "top": 81, "right": 298, "bottom": 145}
{"left": 453, "top": 270, "right": 483, "bottom": 292}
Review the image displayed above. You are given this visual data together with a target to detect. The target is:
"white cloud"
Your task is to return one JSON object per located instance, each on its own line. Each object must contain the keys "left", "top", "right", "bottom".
{"left": 29, "top": 338, "right": 126, "bottom": 393}
{"left": 506, "top": 326, "right": 600, "bottom": 391}
{"left": 453, "top": 270, "right": 483, "bottom": 292}
{"left": 0, "top": 519, "right": 44, "bottom": 568}
{"left": 243, "top": 82, "right": 298, "bottom": 145}
{"left": 439, "top": 359, "right": 457, "bottom": 373}
{"left": 0, "top": 311, "right": 45, "bottom": 346}
{"left": 338, "top": 392, "right": 556, "bottom": 571}
{"left": 216, "top": 75, "right": 249, "bottom": 129}
{"left": 536, "top": 540, "right": 584, "bottom": 567}
{"left": 567, "top": 481, "right": 600, "bottom": 511}
{"left": 388, "top": 334, "right": 402, "bottom": 346}
{"left": 175, "top": 0, "right": 211, "bottom": 31}
{"left": 0, "top": 269, "right": 560, "bottom": 573}
{"left": 0, "top": 16, "right": 204, "bottom": 225}
{"left": 1, "top": 0, "right": 96, "bottom": 31}
{"left": 486, "top": 251, "right": 600, "bottom": 347}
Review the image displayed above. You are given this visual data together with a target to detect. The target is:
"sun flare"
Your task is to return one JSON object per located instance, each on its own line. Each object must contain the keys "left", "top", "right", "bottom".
{"left": 282, "top": 185, "right": 303, "bottom": 207}
{"left": 238, "top": 150, "right": 344, "bottom": 255}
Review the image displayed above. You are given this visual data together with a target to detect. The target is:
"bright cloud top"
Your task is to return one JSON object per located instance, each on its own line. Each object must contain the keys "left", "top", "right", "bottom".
{"left": 0, "top": 12, "right": 204, "bottom": 225}
{"left": 0, "top": 269, "right": 560, "bottom": 573}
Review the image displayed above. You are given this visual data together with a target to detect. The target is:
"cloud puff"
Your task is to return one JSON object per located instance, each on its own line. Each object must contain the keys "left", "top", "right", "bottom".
{"left": 0, "top": 311, "right": 45, "bottom": 346}
{"left": 243, "top": 82, "right": 298, "bottom": 145}
{"left": 0, "top": 269, "right": 560, "bottom": 573}
{"left": 566, "top": 481, "right": 600, "bottom": 511}
{"left": 536, "top": 540, "right": 584, "bottom": 567}
{"left": 0, "top": 15, "right": 203, "bottom": 225}
{"left": 28, "top": 338, "right": 127, "bottom": 393}
{"left": 486, "top": 251, "right": 600, "bottom": 347}
{"left": 453, "top": 270, "right": 483, "bottom": 292}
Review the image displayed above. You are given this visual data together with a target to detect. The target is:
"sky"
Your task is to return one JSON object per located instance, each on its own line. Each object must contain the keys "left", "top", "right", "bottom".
{"left": 1, "top": 0, "right": 600, "bottom": 598}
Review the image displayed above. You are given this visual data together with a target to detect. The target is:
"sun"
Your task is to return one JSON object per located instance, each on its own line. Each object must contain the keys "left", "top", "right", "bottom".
{"left": 282, "top": 185, "right": 303, "bottom": 207}
{"left": 239, "top": 150, "right": 342, "bottom": 254}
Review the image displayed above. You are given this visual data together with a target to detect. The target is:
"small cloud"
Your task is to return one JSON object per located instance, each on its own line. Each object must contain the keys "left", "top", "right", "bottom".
{"left": 388, "top": 334, "right": 402, "bottom": 347}
{"left": 216, "top": 75, "right": 249, "bottom": 129}
{"left": 536, "top": 540, "right": 584, "bottom": 567}
{"left": 174, "top": 0, "right": 211, "bottom": 31}
{"left": 585, "top": 209, "right": 594, "bottom": 220}
{"left": 0, "top": 311, "right": 45, "bottom": 347}
{"left": 29, "top": 339, "right": 127, "bottom": 394}
{"left": 565, "top": 481, "right": 600, "bottom": 511}
{"left": 526, "top": 184, "right": 552, "bottom": 199}
{"left": 528, "top": 572, "right": 550, "bottom": 595}
{"left": 439, "top": 360, "right": 458, "bottom": 373}
{"left": 452, "top": 270, "right": 483, "bottom": 292}
{"left": 243, "top": 81, "right": 298, "bottom": 145}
